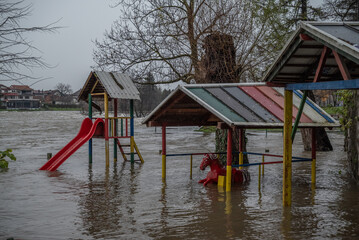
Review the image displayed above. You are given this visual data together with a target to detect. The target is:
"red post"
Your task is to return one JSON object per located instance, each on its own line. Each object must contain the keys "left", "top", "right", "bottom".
{"left": 114, "top": 99, "right": 118, "bottom": 161}
{"left": 226, "top": 128, "right": 233, "bottom": 191}
{"left": 125, "top": 118, "right": 128, "bottom": 137}
{"left": 162, "top": 123, "right": 166, "bottom": 181}
{"left": 239, "top": 128, "right": 244, "bottom": 169}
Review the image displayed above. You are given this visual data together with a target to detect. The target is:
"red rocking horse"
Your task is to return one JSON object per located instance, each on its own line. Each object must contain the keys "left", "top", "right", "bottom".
{"left": 198, "top": 154, "right": 250, "bottom": 186}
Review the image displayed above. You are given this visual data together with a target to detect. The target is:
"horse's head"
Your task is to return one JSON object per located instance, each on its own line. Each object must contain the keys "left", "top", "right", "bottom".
{"left": 200, "top": 154, "right": 218, "bottom": 170}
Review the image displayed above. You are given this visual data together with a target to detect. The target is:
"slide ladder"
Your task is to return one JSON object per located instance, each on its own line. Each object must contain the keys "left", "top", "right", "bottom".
{"left": 116, "top": 138, "right": 144, "bottom": 163}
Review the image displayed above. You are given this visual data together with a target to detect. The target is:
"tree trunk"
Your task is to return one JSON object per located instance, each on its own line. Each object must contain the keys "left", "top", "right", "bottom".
{"left": 200, "top": 33, "right": 248, "bottom": 164}
{"left": 300, "top": 90, "right": 333, "bottom": 151}
{"left": 347, "top": 90, "right": 359, "bottom": 181}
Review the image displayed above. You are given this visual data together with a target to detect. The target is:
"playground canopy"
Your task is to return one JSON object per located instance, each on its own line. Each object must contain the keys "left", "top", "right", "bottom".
{"left": 263, "top": 21, "right": 359, "bottom": 85}
{"left": 142, "top": 83, "right": 339, "bottom": 129}
{"left": 78, "top": 71, "right": 140, "bottom": 102}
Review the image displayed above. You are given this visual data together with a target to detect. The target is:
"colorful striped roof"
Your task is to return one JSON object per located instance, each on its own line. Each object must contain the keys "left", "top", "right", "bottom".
{"left": 143, "top": 83, "right": 339, "bottom": 128}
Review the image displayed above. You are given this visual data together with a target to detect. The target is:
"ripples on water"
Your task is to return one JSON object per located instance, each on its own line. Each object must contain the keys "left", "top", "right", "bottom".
{"left": 1, "top": 111, "right": 359, "bottom": 239}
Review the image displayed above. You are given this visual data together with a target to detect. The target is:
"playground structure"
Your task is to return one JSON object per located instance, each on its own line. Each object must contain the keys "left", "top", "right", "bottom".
{"left": 40, "top": 71, "right": 143, "bottom": 171}
{"left": 143, "top": 83, "right": 339, "bottom": 191}
{"left": 143, "top": 21, "right": 359, "bottom": 206}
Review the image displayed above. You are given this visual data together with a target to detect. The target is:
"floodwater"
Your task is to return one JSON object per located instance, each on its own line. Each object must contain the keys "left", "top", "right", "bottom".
{"left": 1, "top": 111, "right": 359, "bottom": 239}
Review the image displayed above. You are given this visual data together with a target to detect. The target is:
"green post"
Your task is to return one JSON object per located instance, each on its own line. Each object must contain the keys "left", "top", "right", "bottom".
{"left": 121, "top": 119, "right": 123, "bottom": 137}
{"left": 88, "top": 94, "right": 93, "bottom": 164}
{"left": 291, "top": 90, "right": 307, "bottom": 142}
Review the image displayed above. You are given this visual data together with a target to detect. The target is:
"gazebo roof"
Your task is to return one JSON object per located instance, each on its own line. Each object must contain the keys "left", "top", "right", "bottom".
{"left": 262, "top": 21, "right": 359, "bottom": 84}
{"left": 142, "top": 83, "right": 339, "bottom": 129}
{"left": 78, "top": 71, "right": 140, "bottom": 101}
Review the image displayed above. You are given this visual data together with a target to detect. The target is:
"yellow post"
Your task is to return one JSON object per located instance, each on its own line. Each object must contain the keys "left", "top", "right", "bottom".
{"left": 218, "top": 175, "right": 225, "bottom": 187}
{"left": 262, "top": 155, "right": 265, "bottom": 176}
{"left": 239, "top": 128, "right": 244, "bottom": 170}
{"left": 130, "top": 136, "right": 134, "bottom": 162}
{"left": 283, "top": 90, "right": 293, "bottom": 206}
{"left": 104, "top": 93, "right": 110, "bottom": 168}
{"left": 239, "top": 152, "right": 244, "bottom": 170}
{"left": 226, "top": 165, "right": 232, "bottom": 192}
{"left": 226, "top": 128, "right": 233, "bottom": 192}
{"left": 258, "top": 164, "right": 261, "bottom": 189}
{"left": 162, "top": 124, "right": 166, "bottom": 182}
{"left": 311, "top": 158, "right": 316, "bottom": 185}
{"left": 190, "top": 155, "right": 193, "bottom": 179}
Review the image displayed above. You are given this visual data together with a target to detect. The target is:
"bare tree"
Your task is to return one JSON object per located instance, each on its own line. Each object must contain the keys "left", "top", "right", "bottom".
{"left": 322, "top": 0, "right": 359, "bottom": 21}
{"left": 55, "top": 83, "right": 72, "bottom": 95}
{"left": 93, "top": 0, "right": 294, "bottom": 85}
{"left": 0, "top": 0, "right": 58, "bottom": 83}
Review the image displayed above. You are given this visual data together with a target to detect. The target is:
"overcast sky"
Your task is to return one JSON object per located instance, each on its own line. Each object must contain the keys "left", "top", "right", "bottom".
{"left": 8, "top": 0, "right": 120, "bottom": 91}
{"left": 5, "top": 0, "right": 323, "bottom": 91}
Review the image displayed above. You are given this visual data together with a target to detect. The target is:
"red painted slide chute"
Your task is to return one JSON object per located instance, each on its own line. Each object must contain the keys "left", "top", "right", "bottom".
{"left": 39, "top": 118, "right": 104, "bottom": 171}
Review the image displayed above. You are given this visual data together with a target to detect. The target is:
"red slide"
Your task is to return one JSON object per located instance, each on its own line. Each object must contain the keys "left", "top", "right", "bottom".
{"left": 39, "top": 118, "right": 104, "bottom": 171}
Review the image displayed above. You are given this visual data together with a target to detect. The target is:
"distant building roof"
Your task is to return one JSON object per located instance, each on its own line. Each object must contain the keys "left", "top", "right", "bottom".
{"left": 10, "top": 85, "right": 33, "bottom": 91}
{"left": 143, "top": 83, "right": 339, "bottom": 128}
{"left": 262, "top": 21, "right": 359, "bottom": 84}
{"left": 78, "top": 71, "right": 140, "bottom": 101}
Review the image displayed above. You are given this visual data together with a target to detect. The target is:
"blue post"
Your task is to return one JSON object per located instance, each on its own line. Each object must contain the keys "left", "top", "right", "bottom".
{"left": 130, "top": 99, "right": 134, "bottom": 164}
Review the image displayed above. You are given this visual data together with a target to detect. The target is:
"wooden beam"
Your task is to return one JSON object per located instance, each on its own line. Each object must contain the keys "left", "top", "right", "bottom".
{"left": 286, "top": 79, "right": 359, "bottom": 90}
{"left": 166, "top": 108, "right": 208, "bottom": 114}
{"left": 313, "top": 46, "right": 329, "bottom": 83}
{"left": 300, "top": 33, "right": 314, "bottom": 41}
{"left": 291, "top": 55, "right": 334, "bottom": 59}
{"left": 333, "top": 50, "right": 352, "bottom": 80}
{"left": 217, "top": 122, "right": 230, "bottom": 129}
{"left": 152, "top": 92, "right": 187, "bottom": 121}
{"left": 90, "top": 79, "right": 99, "bottom": 94}
{"left": 267, "top": 37, "right": 303, "bottom": 83}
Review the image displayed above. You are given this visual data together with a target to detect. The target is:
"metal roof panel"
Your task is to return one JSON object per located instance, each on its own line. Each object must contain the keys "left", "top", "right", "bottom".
{"left": 94, "top": 71, "right": 140, "bottom": 100}
{"left": 187, "top": 87, "right": 245, "bottom": 123}
{"left": 205, "top": 87, "right": 263, "bottom": 122}
{"left": 223, "top": 87, "right": 279, "bottom": 123}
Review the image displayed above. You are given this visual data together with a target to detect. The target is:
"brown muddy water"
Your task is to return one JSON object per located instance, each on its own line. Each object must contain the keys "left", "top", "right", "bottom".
{"left": 1, "top": 111, "right": 359, "bottom": 239}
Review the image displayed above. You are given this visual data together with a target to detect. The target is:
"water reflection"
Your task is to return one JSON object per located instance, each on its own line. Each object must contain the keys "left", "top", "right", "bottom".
{"left": 77, "top": 161, "right": 141, "bottom": 238}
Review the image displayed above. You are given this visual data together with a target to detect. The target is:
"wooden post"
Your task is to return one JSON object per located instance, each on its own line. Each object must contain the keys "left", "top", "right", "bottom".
{"left": 162, "top": 124, "right": 166, "bottom": 182}
{"left": 114, "top": 99, "right": 118, "bottom": 162}
{"left": 226, "top": 128, "right": 233, "bottom": 192}
{"left": 88, "top": 94, "right": 93, "bottom": 164}
{"left": 283, "top": 90, "right": 293, "bottom": 206}
{"left": 239, "top": 128, "right": 244, "bottom": 170}
{"left": 104, "top": 93, "right": 109, "bottom": 168}
{"left": 311, "top": 128, "right": 316, "bottom": 186}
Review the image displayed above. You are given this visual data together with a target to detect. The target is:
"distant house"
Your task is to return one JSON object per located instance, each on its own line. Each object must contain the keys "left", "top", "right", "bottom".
{"left": 0, "top": 84, "right": 10, "bottom": 108}
{"left": 2, "top": 85, "right": 40, "bottom": 109}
